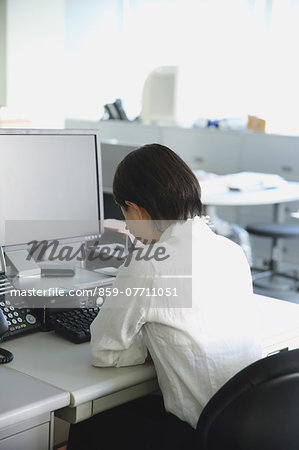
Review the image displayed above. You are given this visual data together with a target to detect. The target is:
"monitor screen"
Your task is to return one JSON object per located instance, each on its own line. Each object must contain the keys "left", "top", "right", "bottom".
{"left": 100, "top": 140, "right": 137, "bottom": 193}
{"left": 0, "top": 129, "right": 104, "bottom": 248}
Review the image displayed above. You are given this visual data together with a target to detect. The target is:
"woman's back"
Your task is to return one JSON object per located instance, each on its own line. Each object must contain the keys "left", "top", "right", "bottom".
{"left": 140, "top": 217, "right": 262, "bottom": 428}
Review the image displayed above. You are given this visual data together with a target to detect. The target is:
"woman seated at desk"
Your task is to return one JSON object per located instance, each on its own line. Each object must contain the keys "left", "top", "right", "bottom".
{"left": 67, "top": 144, "right": 261, "bottom": 450}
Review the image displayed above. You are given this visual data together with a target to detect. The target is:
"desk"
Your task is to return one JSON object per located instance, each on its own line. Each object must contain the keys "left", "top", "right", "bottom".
{"left": 200, "top": 176, "right": 299, "bottom": 222}
{"left": 2, "top": 295, "right": 299, "bottom": 413}
{"left": 0, "top": 367, "right": 69, "bottom": 449}
{"left": 1, "top": 294, "right": 299, "bottom": 449}
{"left": 199, "top": 176, "right": 299, "bottom": 271}
{"left": 257, "top": 294, "right": 299, "bottom": 354}
{"left": 3, "top": 332, "right": 158, "bottom": 424}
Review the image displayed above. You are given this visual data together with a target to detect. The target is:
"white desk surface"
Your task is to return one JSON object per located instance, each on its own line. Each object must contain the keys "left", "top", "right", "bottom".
{"left": 200, "top": 178, "right": 299, "bottom": 206}
{"left": 0, "top": 367, "right": 69, "bottom": 429}
{"left": 2, "top": 294, "right": 299, "bottom": 423}
{"left": 3, "top": 331, "right": 156, "bottom": 408}
{"left": 257, "top": 294, "right": 299, "bottom": 354}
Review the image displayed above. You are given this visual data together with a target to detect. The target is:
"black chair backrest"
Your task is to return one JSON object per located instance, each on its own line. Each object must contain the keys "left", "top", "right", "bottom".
{"left": 196, "top": 349, "right": 299, "bottom": 450}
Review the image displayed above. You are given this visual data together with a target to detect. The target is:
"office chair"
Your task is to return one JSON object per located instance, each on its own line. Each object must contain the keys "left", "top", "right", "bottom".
{"left": 196, "top": 348, "right": 299, "bottom": 450}
{"left": 67, "top": 350, "right": 299, "bottom": 450}
{"left": 246, "top": 222, "right": 299, "bottom": 288}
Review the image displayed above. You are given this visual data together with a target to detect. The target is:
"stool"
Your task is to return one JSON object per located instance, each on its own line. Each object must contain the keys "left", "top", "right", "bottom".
{"left": 246, "top": 223, "right": 299, "bottom": 290}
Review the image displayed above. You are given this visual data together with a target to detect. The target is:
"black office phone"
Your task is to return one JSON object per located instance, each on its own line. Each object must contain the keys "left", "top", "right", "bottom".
{"left": 0, "top": 246, "right": 40, "bottom": 340}
{"left": 104, "top": 98, "right": 128, "bottom": 120}
{"left": 0, "top": 308, "right": 13, "bottom": 364}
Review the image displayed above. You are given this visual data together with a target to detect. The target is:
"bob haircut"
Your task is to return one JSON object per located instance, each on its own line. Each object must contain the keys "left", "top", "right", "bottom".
{"left": 113, "top": 143, "right": 203, "bottom": 220}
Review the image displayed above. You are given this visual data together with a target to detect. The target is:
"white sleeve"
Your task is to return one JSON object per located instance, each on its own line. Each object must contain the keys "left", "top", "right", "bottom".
{"left": 90, "top": 261, "right": 152, "bottom": 368}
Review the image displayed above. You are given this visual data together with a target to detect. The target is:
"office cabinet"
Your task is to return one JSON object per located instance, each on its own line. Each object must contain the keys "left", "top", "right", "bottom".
{"left": 0, "top": 416, "right": 50, "bottom": 450}
{"left": 66, "top": 119, "right": 299, "bottom": 183}
{"left": 98, "top": 120, "right": 162, "bottom": 144}
{"left": 240, "top": 133, "right": 299, "bottom": 181}
{"left": 66, "top": 120, "right": 242, "bottom": 173}
{"left": 0, "top": 368, "right": 69, "bottom": 450}
{"left": 65, "top": 119, "right": 162, "bottom": 145}
{"left": 162, "top": 127, "right": 241, "bottom": 173}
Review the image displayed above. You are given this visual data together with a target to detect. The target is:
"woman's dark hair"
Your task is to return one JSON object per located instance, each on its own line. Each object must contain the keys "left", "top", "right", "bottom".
{"left": 113, "top": 143, "right": 202, "bottom": 220}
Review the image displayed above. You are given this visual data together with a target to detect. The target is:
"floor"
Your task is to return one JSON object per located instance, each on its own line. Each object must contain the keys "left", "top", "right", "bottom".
{"left": 254, "top": 285, "right": 299, "bottom": 304}
{"left": 252, "top": 271, "right": 299, "bottom": 305}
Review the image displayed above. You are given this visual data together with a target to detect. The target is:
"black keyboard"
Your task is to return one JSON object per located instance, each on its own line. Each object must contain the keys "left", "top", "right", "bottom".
{"left": 47, "top": 308, "right": 100, "bottom": 344}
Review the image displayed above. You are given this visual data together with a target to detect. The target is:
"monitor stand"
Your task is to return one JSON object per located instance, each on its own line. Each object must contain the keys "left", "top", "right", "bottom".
{"left": 5, "top": 249, "right": 41, "bottom": 277}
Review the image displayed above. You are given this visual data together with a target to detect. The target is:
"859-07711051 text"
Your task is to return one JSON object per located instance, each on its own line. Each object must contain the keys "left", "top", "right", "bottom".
{"left": 97, "top": 287, "right": 178, "bottom": 297}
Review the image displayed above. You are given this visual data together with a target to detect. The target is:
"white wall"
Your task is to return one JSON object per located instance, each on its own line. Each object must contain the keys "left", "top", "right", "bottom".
{"left": 0, "top": 0, "right": 6, "bottom": 107}
{"left": 65, "top": 0, "right": 123, "bottom": 120}
{"left": 6, "top": 0, "right": 65, "bottom": 127}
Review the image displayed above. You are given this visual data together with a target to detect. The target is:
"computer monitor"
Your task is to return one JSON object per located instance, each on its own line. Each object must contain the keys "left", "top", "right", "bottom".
{"left": 140, "top": 66, "right": 179, "bottom": 126}
{"left": 0, "top": 129, "right": 104, "bottom": 251}
{"left": 100, "top": 140, "right": 137, "bottom": 194}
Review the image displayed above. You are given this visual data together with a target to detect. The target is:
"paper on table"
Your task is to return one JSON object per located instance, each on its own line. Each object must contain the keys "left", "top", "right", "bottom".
{"left": 227, "top": 172, "right": 286, "bottom": 192}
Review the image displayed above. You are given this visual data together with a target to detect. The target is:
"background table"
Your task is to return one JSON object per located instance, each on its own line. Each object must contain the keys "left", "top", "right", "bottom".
{"left": 200, "top": 176, "right": 299, "bottom": 222}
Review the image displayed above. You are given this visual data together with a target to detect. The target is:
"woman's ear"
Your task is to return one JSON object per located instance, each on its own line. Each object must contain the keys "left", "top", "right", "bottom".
{"left": 124, "top": 201, "right": 143, "bottom": 219}
{"left": 124, "top": 201, "right": 150, "bottom": 220}
{"left": 124, "top": 201, "right": 135, "bottom": 209}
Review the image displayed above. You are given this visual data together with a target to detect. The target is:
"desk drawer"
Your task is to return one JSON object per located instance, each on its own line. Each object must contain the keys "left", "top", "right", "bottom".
{"left": 163, "top": 128, "right": 241, "bottom": 173}
{"left": 93, "top": 379, "right": 159, "bottom": 415}
{"left": 240, "top": 134, "right": 299, "bottom": 180}
{"left": 55, "top": 379, "right": 159, "bottom": 424}
{"left": 0, "top": 416, "right": 51, "bottom": 450}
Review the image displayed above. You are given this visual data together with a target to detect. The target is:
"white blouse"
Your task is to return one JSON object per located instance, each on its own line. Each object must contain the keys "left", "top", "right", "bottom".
{"left": 90, "top": 217, "right": 262, "bottom": 429}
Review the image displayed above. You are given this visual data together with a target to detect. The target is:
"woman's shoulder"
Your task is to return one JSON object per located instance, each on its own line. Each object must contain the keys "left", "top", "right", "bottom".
{"left": 117, "top": 246, "right": 157, "bottom": 277}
